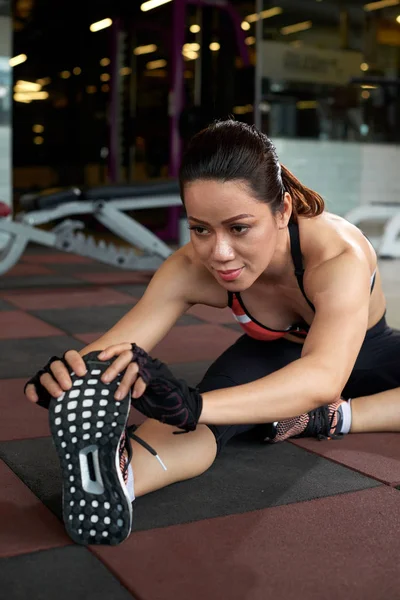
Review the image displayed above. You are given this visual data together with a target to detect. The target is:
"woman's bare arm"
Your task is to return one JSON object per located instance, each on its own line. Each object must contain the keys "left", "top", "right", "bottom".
{"left": 25, "top": 249, "right": 203, "bottom": 402}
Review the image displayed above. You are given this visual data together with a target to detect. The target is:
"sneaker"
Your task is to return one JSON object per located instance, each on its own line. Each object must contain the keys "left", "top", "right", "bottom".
{"left": 263, "top": 398, "right": 346, "bottom": 444}
{"left": 48, "top": 351, "right": 133, "bottom": 546}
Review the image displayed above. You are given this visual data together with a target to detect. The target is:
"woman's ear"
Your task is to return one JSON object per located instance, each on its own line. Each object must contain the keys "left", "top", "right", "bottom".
{"left": 276, "top": 192, "right": 292, "bottom": 229}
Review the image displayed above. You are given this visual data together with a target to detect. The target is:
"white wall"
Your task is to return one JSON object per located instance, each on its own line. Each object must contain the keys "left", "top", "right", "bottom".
{"left": 273, "top": 138, "right": 400, "bottom": 216}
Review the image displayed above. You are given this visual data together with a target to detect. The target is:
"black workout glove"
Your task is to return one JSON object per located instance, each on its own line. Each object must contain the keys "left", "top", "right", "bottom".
{"left": 130, "top": 343, "right": 203, "bottom": 432}
{"left": 24, "top": 354, "right": 69, "bottom": 410}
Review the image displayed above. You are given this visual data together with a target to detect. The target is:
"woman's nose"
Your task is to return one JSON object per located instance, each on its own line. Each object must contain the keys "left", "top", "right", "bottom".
{"left": 211, "top": 236, "right": 235, "bottom": 262}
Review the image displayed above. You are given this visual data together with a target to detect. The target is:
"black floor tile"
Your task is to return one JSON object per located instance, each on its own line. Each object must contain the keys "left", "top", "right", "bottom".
{"left": 31, "top": 305, "right": 204, "bottom": 334}
{"left": 0, "top": 276, "right": 86, "bottom": 290}
{"left": 0, "top": 336, "right": 84, "bottom": 378}
{"left": 0, "top": 299, "right": 15, "bottom": 310}
{"left": 113, "top": 284, "right": 148, "bottom": 298}
{"left": 0, "top": 436, "right": 380, "bottom": 534}
{"left": 0, "top": 546, "right": 136, "bottom": 599}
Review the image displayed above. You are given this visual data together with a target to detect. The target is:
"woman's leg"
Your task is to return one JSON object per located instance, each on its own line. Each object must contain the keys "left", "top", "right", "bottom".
{"left": 128, "top": 420, "right": 218, "bottom": 497}
{"left": 350, "top": 387, "right": 400, "bottom": 433}
{"left": 129, "top": 335, "right": 303, "bottom": 496}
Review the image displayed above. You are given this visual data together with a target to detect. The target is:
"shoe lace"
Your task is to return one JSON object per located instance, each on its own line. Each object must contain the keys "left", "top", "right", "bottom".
{"left": 122, "top": 424, "right": 167, "bottom": 473}
{"left": 303, "top": 406, "right": 343, "bottom": 441}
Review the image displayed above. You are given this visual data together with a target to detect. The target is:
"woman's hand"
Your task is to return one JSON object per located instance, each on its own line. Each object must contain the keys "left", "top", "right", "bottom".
{"left": 24, "top": 350, "right": 88, "bottom": 407}
{"left": 97, "top": 343, "right": 148, "bottom": 400}
{"left": 24, "top": 343, "right": 148, "bottom": 408}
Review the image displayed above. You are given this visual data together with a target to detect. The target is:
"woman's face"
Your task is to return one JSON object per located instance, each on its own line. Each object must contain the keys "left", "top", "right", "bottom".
{"left": 184, "top": 179, "right": 291, "bottom": 291}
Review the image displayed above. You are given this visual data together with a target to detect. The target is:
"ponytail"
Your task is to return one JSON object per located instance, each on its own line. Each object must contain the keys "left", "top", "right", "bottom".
{"left": 280, "top": 164, "right": 325, "bottom": 220}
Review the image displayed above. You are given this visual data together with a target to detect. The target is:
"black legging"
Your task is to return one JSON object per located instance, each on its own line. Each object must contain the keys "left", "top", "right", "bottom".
{"left": 197, "top": 313, "right": 400, "bottom": 455}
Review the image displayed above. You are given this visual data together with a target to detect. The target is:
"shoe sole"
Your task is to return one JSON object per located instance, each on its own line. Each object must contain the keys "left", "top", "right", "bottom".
{"left": 49, "top": 352, "right": 132, "bottom": 546}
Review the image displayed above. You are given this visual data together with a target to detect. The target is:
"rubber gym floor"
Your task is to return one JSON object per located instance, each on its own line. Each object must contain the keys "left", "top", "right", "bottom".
{"left": 0, "top": 245, "right": 399, "bottom": 600}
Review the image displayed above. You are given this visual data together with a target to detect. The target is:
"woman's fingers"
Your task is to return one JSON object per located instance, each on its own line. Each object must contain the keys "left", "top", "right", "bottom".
{"left": 131, "top": 377, "right": 147, "bottom": 400}
{"left": 64, "top": 350, "right": 87, "bottom": 377}
{"left": 49, "top": 360, "right": 73, "bottom": 391}
{"left": 97, "top": 343, "right": 132, "bottom": 362}
{"left": 25, "top": 383, "right": 39, "bottom": 403}
{"left": 39, "top": 372, "right": 64, "bottom": 398}
{"left": 113, "top": 362, "right": 140, "bottom": 399}
{"left": 101, "top": 349, "right": 134, "bottom": 383}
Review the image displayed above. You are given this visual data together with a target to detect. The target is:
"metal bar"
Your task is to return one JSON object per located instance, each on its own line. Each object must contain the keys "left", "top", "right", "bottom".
{"left": 254, "top": 0, "right": 263, "bottom": 130}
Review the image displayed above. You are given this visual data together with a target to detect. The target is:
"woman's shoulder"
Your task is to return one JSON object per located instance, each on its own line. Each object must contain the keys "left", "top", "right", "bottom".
{"left": 298, "top": 212, "right": 377, "bottom": 273}
{"left": 168, "top": 243, "right": 230, "bottom": 308}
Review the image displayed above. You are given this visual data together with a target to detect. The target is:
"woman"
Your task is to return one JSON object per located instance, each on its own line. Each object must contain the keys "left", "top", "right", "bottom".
{"left": 25, "top": 120, "right": 400, "bottom": 546}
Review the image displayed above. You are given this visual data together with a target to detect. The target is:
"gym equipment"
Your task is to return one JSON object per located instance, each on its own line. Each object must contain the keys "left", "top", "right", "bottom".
{"left": 345, "top": 202, "right": 400, "bottom": 259}
{"left": 0, "top": 181, "right": 190, "bottom": 275}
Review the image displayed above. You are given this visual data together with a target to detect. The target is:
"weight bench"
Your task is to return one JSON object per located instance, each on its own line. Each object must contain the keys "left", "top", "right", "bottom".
{"left": 345, "top": 202, "right": 400, "bottom": 259}
{"left": 0, "top": 181, "right": 190, "bottom": 275}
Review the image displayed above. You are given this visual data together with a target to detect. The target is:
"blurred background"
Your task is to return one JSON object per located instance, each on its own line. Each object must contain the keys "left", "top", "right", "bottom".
{"left": 0, "top": 0, "right": 400, "bottom": 233}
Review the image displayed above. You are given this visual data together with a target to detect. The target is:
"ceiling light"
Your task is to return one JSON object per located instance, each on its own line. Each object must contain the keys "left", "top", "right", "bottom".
{"left": 281, "top": 20, "right": 312, "bottom": 35}
{"left": 245, "top": 7, "right": 282, "bottom": 23}
{"left": 60, "top": 71, "right": 71, "bottom": 79}
{"left": 360, "top": 62, "right": 369, "bottom": 71}
{"left": 14, "top": 91, "right": 49, "bottom": 101}
{"left": 90, "top": 18, "right": 112, "bottom": 32}
{"left": 209, "top": 42, "right": 220, "bottom": 51}
{"left": 241, "top": 21, "right": 251, "bottom": 31}
{"left": 364, "top": 0, "right": 399, "bottom": 10}
{"left": 245, "top": 36, "right": 256, "bottom": 45}
{"left": 120, "top": 67, "right": 132, "bottom": 76}
{"left": 100, "top": 58, "right": 110, "bottom": 67}
{"left": 33, "top": 136, "right": 44, "bottom": 145}
{"left": 73, "top": 67, "right": 81, "bottom": 75}
{"left": 100, "top": 73, "right": 110, "bottom": 82}
{"left": 9, "top": 54, "right": 27, "bottom": 67}
{"left": 15, "top": 80, "right": 41, "bottom": 92}
{"left": 182, "top": 50, "right": 198, "bottom": 60}
{"left": 190, "top": 24, "right": 201, "bottom": 33}
{"left": 141, "top": 0, "right": 172, "bottom": 12}
{"left": 146, "top": 59, "right": 167, "bottom": 70}
{"left": 183, "top": 43, "right": 200, "bottom": 52}
{"left": 134, "top": 44, "right": 158, "bottom": 55}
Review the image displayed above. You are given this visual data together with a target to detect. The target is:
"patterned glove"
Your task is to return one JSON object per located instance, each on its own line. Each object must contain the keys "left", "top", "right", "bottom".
{"left": 24, "top": 354, "right": 69, "bottom": 410}
{"left": 130, "top": 343, "right": 203, "bottom": 432}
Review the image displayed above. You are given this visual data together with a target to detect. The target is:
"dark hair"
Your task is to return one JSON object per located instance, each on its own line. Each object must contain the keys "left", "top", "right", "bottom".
{"left": 179, "top": 119, "right": 324, "bottom": 220}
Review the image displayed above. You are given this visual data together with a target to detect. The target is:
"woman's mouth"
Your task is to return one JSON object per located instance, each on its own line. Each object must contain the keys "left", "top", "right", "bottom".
{"left": 216, "top": 267, "right": 244, "bottom": 281}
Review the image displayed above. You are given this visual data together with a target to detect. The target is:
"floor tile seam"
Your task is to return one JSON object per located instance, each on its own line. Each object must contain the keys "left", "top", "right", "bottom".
{"left": 0, "top": 541, "right": 74, "bottom": 562}
{"left": 89, "top": 547, "right": 145, "bottom": 600}
{"left": 288, "top": 440, "right": 397, "bottom": 486}
{"left": 0, "top": 433, "right": 51, "bottom": 445}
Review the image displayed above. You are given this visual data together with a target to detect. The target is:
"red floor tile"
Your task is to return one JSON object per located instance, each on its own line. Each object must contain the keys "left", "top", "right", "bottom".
{"left": 0, "top": 311, "right": 64, "bottom": 339}
{"left": 0, "top": 460, "right": 72, "bottom": 558}
{"left": 75, "top": 324, "right": 241, "bottom": 364}
{"left": 22, "top": 253, "right": 95, "bottom": 264}
{"left": 93, "top": 486, "right": 400, "bottom": 600}
{"left": 4, "top": 264, "right": 53, "bottom": 277}
{"left": 291, "top": 432, "right": 400, "bottom": 486}
{"left": 0, "top": 379, "right": 51, "bottom": 441}
{"left": 75, "top": 272, "right": 154, "bottom": 285}
{"left": 187, "top": 304, "right": 234, "bottom": 324}
{"left": 2, "top": 287, "right": 137, "bottom": 310}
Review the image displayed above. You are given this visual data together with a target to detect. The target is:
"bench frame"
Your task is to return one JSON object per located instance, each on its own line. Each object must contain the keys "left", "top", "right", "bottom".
{"left": 345, "top": 203, "right": 400, "bottom": 259}
{"left": 0, "top": 192, "right": 190, "bottom": 275}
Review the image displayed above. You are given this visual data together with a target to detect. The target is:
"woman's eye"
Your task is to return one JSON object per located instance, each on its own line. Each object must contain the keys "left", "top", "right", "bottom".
{"left": 189, "top": 226, "right": 209, "bottom": 235}
{"left": 231, "top": 225, "right": 249, "bottom": 234}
